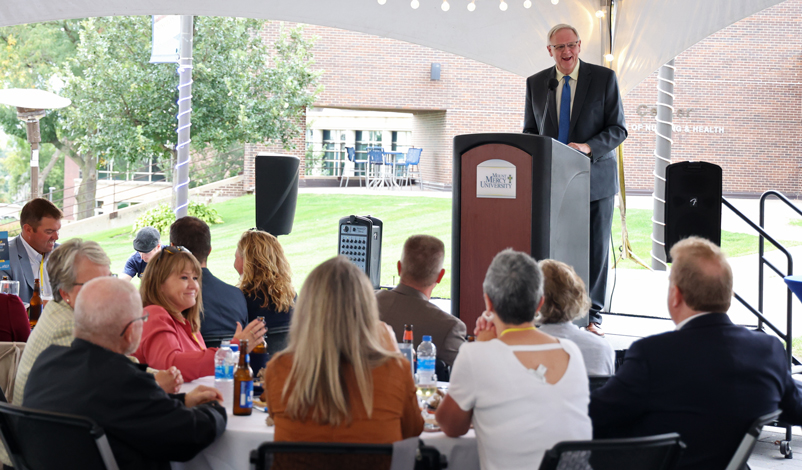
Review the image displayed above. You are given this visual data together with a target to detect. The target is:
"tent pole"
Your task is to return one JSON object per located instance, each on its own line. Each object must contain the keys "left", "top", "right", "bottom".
{"left": 650, "top": 59, "right": 675, "bottom": 270}
{"left": 174, "top": 15, "right": 193, "bottom": 219}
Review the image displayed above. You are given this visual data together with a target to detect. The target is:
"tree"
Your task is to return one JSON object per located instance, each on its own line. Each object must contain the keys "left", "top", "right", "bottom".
{"left": 0, "top": 17, "right": 321, "bottom": 219}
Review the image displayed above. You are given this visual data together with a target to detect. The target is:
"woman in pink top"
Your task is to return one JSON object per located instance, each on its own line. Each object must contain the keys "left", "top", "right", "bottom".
{"left": 133, "top": 246, "right": 266, "bottom": 381}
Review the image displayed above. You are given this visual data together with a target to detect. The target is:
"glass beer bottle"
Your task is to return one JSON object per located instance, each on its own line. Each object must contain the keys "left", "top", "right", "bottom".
{"left": 28, "top": 279, "right": 42, "bottom": 328}
{"left": 233, "top": 339, "right": 253, "bottom": 416}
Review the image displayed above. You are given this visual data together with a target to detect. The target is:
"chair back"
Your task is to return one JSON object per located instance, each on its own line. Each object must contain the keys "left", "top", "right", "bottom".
{"left": 538, "top": 433, "right": 685, "bottom": 470}
{"left": 724, "top": 410, "right": 781, "bottom": 470}
{"left": 367, "top": 147, "right": 385, "bottom": 164}
{"left": 203, "top": 335, "right": 231, "bottom": 349}
{"left": 0, "top": 342, "right": 25, "bottom": 404}
{"left": 250, "top": 438, "right": 446, "bottom": 470}
{"left": 0, "top": 401, "right": 119, "bottom": 470}
{"left": 346, "top": 147, "right": 356, "bottom": 162}
{"left": 588, "top": 375, "right": 613, "bottom": 393}
{"left": 405, "top": 148, "right": 422, "bottom": 165}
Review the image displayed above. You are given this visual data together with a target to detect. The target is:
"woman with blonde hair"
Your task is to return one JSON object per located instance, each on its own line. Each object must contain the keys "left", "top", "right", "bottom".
{"left": 235, "top": 230, "right": 295, "bottom": 355}
{"left": 538, "top": 259, "right": 615, "bottom": 376}
{"left": 134, "top": 246, "right": 266, "bottom": 381}
{"left": 264, "top": 256, "right": 423, "bottom": 443}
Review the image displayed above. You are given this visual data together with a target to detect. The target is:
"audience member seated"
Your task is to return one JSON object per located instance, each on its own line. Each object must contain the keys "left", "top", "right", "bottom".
{"left": 537, "top": 259, "right": 615, "bottom": 376}
{"left": 0, "top": 293, "right": 30, "bottom": 342}
{"left": 235, "top": 229, "right": 295, "bottom": 355}
{"left": 170, "top": 216, "right": 248, "bottom": 340}
{"left": 120, "top": 226, "right": 162, "bottom": 281}
{"left": 14, "top": 239, "right": 183, "bottom": 406}
{"left": 264, "top": 256, "right": 423, "bottom": 444}
{"left": 590, "top": 237, "right": 802, "bottom": 470}
{"left": 436, "top": 249, "right": 591, "bottom": 470}
{"left": 377, "top": 235, "right": 466, "bottom": 367}
{"left": 24, "top": 277, "right": 227, "bottom": 470}
{"left": 134, "top": 246, "right": 266, "bottom": 381}
{"left": 0, "top": 198, "right": 62, "bottom": 303}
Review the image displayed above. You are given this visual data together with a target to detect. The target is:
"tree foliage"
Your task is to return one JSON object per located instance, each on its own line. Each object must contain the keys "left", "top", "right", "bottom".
{"left": 0, "top": 17, "right": 321, "bottom": 218}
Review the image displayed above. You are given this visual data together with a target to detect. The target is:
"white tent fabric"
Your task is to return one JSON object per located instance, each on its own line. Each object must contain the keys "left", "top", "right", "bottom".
{"left": 0, "top": 0, "right": 784, "bottom": 93}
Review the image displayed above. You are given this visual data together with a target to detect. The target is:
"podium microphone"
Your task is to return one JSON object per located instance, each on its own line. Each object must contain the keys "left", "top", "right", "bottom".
{"left": 539, "top": 78, "right": 560, "bottom": 136}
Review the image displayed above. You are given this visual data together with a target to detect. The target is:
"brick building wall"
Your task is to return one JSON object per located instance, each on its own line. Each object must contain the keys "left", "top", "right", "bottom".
{"left": 244, "top": 0, "right": 802, "bottom": 196}
{"left": 622, "top": 0, "right": 802, "bottom": 196}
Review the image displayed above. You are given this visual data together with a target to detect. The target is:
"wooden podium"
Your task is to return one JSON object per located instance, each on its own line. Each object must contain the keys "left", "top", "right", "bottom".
{"left": 452, "top": 133, "right": 591, "bottom": 332}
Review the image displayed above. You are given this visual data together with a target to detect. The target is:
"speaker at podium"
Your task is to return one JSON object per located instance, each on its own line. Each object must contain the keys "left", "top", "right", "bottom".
{"left": 452, "top": 133, "right": 591, "bottom": 333}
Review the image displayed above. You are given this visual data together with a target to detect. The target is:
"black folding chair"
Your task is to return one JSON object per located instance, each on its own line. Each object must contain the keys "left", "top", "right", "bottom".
{"left": 725, "top": 410, "right": 782, "bottom": 470}
{"left": 0, "top": 402, "right": 119, "bottom": 470}
{"left": 538, "top": 433, "right": 685, "bottom": 470}
{"left": 588, "top": 375, "right": 613, "bottom": 393}
{"left": 250, "top": 438, "right": 446, "bottom": 470}
{"left": 203, "top": 335, "right": 232, "bottom": 349}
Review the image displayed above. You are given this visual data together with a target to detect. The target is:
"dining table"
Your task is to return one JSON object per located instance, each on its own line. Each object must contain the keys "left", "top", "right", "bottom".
{"left": 171, "top": 376, "right": 480, "bottom": 470}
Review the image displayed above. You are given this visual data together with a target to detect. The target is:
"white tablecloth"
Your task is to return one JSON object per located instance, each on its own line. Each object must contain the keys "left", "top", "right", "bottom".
{"left": 171, "top": 377, "right": 479, "bottom": 470}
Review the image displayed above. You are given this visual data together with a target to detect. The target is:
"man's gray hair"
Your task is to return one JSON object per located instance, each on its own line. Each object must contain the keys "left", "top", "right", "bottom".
{"left": 546, "top": 24, "right": 581, "bottom": 47}
{"left": 47, "top": 239, "right": 110, "bottom": 302}
{"left": 74, "top": 277, "right": 142, "bottom": 340}
{"left": 483, "top": 249, "right": 543, "bottom": 324}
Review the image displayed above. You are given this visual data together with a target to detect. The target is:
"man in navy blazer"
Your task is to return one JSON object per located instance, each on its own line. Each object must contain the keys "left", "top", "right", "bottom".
{"left": 523, "top": 24, "right": 627, "bottom": 336}
{"left": 590, "top": 237, "right": 802, "bottom": 470}
{"left": 1, "top": 199, "right": 62, "bottom": 303}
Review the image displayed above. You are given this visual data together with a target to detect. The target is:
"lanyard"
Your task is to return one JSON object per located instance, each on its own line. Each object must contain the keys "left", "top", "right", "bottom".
{"left": 191, "top": 332, "right": 205, "bottom": 350}
{"left": 499, "top": 326, "right": 537, "bottom": 337}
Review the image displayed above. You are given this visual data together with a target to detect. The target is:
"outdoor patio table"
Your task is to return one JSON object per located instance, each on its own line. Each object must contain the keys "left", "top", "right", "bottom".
{"left": 381, "top": 150, "right": 405, "bottom": 188}
{"left": 170, "top": 376, "right": 480, "bottom": 470}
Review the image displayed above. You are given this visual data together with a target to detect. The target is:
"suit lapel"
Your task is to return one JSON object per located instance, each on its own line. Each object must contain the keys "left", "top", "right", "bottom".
{"left": 569, "top": 60, "right": 592, "bottom": 138}
{"left": 15, "top": 236, "right": 34, "bottom": 290}
{"left": 547, "top": 67, "right": 559, "bottom": 134}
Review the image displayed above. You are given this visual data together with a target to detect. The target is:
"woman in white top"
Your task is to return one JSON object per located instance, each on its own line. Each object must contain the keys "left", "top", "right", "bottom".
{"left": 537, "top": 259, "right": 615, "bottom": 376}
{"left": 436, "top": 249, "right": 592, "bottom": 470}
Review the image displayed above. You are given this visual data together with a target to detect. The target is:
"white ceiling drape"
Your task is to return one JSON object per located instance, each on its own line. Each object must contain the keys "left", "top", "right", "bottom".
{"left": 0, "top": 0, "right": 784, "bottom": 94}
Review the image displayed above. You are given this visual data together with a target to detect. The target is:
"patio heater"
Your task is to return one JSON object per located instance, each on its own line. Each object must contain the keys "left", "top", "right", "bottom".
{"left": 0, "top": 89, "right": 71, "bottom": 200}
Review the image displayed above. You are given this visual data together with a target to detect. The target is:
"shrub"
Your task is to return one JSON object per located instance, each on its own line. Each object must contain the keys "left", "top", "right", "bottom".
{"left": 132, "top": 201, "right": 224, "bottom": 235}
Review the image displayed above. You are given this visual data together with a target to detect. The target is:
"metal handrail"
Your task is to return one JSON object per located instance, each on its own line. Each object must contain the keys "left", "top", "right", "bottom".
{"left": 721, "top": 197, "right": 795, "bottom": 368}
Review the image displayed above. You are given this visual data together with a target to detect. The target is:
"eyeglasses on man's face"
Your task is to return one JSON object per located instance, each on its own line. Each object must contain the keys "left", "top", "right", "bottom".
{"left": 549, "top": 41, "right": 580, "bottom": 52}
{"left": 120, "top": 313, "right": 149, "bottom": 337}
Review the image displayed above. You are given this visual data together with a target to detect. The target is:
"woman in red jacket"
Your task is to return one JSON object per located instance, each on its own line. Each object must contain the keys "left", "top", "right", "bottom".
{"left": 133, "top": 246, "right": 265, "bottom": 381}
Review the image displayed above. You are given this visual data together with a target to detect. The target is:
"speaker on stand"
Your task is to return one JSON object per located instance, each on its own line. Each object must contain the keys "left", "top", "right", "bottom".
{"left": 664, "top": 161, "right": 723, "bottom": 262}
{"left": 255, "top": 154, "right": 300, "bottom": 236}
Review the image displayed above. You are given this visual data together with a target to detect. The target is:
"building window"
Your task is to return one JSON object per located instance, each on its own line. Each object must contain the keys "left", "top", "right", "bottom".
{"left": 98, "top": 157, "right": 166, "bottom": 183}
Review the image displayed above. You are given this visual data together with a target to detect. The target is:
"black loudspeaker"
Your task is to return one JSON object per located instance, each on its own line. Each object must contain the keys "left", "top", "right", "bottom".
{"left": 664, "top": 161, "right": 722, "bottom": 261}
{"left": 255, "top": 154, "right": 300, "bottom": 236}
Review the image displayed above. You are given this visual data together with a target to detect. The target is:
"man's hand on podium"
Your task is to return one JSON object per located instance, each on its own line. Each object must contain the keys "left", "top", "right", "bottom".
{"left": 568, "top": 142, "right": 591, "bottom": 156}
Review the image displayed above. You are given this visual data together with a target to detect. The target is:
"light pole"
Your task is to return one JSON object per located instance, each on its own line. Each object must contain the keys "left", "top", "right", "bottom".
{"left": 0, "top": 89, "right": 71, "bottom": 200}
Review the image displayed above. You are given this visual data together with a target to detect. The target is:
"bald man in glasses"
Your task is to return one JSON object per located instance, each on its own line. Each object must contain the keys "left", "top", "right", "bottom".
{"left": 523, "top": 23, "right": 627, "bottom": 336}
{"left": 24, "top": 277, "right": 226, "bottom": 469}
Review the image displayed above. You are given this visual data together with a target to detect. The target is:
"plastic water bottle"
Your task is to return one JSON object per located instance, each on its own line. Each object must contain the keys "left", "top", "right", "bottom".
{"left": 214, "top": 341, "right": 235, "bottom": 410}
{"left": 416, "top": 335, "right": 437, "bottom": 398}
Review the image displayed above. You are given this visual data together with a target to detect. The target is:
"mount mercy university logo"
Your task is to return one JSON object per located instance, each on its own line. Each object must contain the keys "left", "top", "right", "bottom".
{"left": 476, "top": 159, "right": 516, "bottom": 199}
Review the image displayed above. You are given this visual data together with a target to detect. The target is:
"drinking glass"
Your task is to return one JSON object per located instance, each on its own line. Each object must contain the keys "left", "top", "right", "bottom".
{"left": 0, "top": 280, "right": 19, "bottom": 297}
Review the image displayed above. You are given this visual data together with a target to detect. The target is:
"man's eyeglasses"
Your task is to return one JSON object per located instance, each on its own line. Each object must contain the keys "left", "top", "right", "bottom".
{"left": 549, "top": 41, "right": 579, "bottom": 52}
{"left": 163, "top": 245, "right": 191, "bottom": 255}
{"left": 120, "top": 313, "right": 149, "bottom": 337}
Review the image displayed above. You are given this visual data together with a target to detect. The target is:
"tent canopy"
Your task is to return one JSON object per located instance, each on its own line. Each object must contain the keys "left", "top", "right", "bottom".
{"left": 0, "top": 0, "right": 783, "bottom": 93}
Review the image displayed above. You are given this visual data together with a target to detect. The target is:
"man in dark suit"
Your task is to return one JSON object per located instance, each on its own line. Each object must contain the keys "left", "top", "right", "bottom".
{"left": 590, "top": 237, "right": 802, "bottom": 470}
{"left": 377, "top": 235, "right": 466, "bottom": 367}
{"left": 0, "top": 198, "right": 62, "bottom": 303}
{"left": 24, "top": 277, "right": 226, "bottom": 470}
{"left": 523, "top": 24, "right": 627, "bottom": 336}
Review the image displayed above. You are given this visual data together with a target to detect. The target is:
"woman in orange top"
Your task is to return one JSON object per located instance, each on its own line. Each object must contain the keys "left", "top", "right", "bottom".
{"left": 265, "top": 256, "right": 423, "bottom": 443}
{"left": 134, "top": 246, "right": 266, "bottom": 381}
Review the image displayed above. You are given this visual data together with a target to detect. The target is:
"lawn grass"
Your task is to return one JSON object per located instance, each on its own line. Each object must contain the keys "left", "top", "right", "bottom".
{"left": 81, "top": 194, "right": 798, "bottom": 299}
